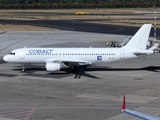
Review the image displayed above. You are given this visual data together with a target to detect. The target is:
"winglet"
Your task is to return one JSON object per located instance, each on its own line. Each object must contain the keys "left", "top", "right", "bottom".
{"left": 121, "top": 95, "right": 126, "bottom": 111}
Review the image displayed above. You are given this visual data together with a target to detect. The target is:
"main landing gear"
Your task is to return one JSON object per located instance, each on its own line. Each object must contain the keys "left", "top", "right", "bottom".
{"left": 73, "top": 65, "right": 87, "bottom": 79}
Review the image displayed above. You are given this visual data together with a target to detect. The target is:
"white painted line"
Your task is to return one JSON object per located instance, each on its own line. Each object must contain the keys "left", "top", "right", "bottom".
{"left": 24, "top": 107, "right": 36, "bottom": 120}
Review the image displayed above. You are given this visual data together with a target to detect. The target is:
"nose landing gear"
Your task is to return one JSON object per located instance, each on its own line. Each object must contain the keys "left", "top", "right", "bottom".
{"left": 22, "top": 64, "right": 26, "bottom": 72}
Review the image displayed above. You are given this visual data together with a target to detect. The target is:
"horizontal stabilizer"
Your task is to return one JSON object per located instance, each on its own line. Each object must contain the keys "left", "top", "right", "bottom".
{"left": 149, "top": 44, "right": 159, "bottom": 51}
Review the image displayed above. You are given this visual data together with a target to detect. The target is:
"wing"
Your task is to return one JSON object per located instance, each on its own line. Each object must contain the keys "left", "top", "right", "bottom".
{"left": 45, "top": 58, "right": 92, "bottom": 66}
{"left": 121, "top": 95, "right": 160, "bottom": 120}
{"left": 122, "top": 109, "right": 160, "bottom": 120}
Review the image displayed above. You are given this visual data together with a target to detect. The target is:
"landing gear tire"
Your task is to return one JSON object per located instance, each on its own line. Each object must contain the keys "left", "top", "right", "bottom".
{"left": 22, "top": 64, "right": 26, "bottom": 72}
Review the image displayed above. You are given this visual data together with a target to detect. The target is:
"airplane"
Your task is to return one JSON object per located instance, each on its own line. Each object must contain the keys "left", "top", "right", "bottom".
{"left": 3, "top": 24, "right": 155, "bottom": 74}
{"left": 121, "top": 95, "right": 160, "bottom": 120}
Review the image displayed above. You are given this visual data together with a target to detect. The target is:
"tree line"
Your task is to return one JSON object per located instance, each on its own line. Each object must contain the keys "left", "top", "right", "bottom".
{"left": 0, "top": 0, "right": 159, "bottom": 9}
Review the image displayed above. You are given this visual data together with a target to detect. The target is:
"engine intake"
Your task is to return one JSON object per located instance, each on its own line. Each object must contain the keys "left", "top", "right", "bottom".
{"left": 46, "top": 63, "right": 62, "bottom": 72}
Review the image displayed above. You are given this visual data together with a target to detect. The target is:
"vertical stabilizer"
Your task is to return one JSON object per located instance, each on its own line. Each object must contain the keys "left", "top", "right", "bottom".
{"left": 121, "top": 95, "right": 126, "bottom": 111}
{"left": 123, "top": 24, "right": 152, "bottom": 50}
{"left": 121, "top": 95, "right": 160, "bottom": 120}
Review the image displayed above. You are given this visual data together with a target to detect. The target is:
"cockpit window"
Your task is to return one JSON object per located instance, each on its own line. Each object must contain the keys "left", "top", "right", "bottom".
{"left": 9, "top": 52, "right": 15, "bottom": 55}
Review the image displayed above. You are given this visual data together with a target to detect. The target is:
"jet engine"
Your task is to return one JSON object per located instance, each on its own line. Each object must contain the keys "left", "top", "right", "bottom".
{"left": 46, "top": 63, "right": 62, "bottom": 72}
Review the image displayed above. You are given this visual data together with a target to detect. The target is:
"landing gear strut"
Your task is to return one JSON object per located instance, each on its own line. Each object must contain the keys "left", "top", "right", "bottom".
{"left": 74, "top": 65, "right": 86, "bottom": 79}
{"left": 71, "top": 65, "right": 77, "bottom": 73}
{"left": 22, "top": 64, "right": 26, "bottom": 72}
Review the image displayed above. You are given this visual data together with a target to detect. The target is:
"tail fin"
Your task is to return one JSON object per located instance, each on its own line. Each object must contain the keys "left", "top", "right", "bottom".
{"left": 121, "top": 95, "right": 126, "bottom": 111}
{"left": 123, "top": 24, "right": 152, "bottom": 50}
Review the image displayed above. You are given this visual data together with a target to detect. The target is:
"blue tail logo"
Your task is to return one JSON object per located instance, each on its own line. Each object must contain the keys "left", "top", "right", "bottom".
{"left": 97, "top": 56, "right": 102, "bottom": 61}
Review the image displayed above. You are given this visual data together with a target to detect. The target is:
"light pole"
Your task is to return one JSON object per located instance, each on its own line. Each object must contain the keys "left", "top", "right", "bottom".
{"left": 154, "top": 6, "right": 156, "bottom": 41}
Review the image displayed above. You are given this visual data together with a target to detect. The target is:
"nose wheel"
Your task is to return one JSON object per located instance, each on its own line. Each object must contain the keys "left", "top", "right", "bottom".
{"left": 22, "top": 64, "right": 26, "bottom": 72}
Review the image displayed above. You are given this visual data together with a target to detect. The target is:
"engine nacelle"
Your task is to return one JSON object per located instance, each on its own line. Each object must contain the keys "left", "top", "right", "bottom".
{"left": 46, "top": 63, "right": 62, "bottom": 72}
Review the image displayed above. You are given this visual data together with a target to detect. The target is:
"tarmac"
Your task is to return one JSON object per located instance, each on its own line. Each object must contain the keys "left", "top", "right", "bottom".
{"left": 0, "top": 19, "right": 159, "bottom": 37}
{"left": 0, "top": 30, "right": 160, "bottom": 120}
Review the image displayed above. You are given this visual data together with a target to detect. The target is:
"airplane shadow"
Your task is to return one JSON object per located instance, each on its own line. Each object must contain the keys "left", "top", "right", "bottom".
{"left": 85, "top": 66, "right": 160, "bottom": 72}
{"left": 12, "top": 66, "right": 160, "bottom": 79}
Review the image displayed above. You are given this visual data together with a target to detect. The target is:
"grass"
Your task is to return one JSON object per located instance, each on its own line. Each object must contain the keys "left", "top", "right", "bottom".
{"left": 0, "top": 24, "right": 59, "bottom": 31}
{"left": 1, "top": 8, "right": 159, "bottom": 14}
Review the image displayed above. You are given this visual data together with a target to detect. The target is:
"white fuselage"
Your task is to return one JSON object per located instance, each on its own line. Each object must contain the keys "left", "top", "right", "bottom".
{"left": 3, "top": 24, "right": 153, "bottom": 72}
{"left": 3, "top": 47, "right": 136, "bottom": 65}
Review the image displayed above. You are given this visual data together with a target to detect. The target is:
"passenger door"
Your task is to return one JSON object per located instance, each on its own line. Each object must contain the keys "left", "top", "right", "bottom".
{"left": 20, "top": 49, "right": 25, "bottom": 59}
{"left": 120, "top": 50, "right": 125, "bottom": 59}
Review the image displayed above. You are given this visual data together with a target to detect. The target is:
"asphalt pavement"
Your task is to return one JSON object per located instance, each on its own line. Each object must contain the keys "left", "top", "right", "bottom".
{"left": 0, "top": 19, "right": 159, "bottom": 37}
{"left": 0, "top": 16, "right": 160, "bottom": 120}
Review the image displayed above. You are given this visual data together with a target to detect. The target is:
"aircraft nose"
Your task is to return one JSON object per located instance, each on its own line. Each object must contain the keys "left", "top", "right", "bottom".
{"left": 3, "top": 55, "right": 10, "bottom": 62}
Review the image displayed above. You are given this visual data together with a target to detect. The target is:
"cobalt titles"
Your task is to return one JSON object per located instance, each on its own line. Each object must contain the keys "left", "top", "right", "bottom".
{"left": 29, "top": 49, "right": 54, "bottom": 54}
